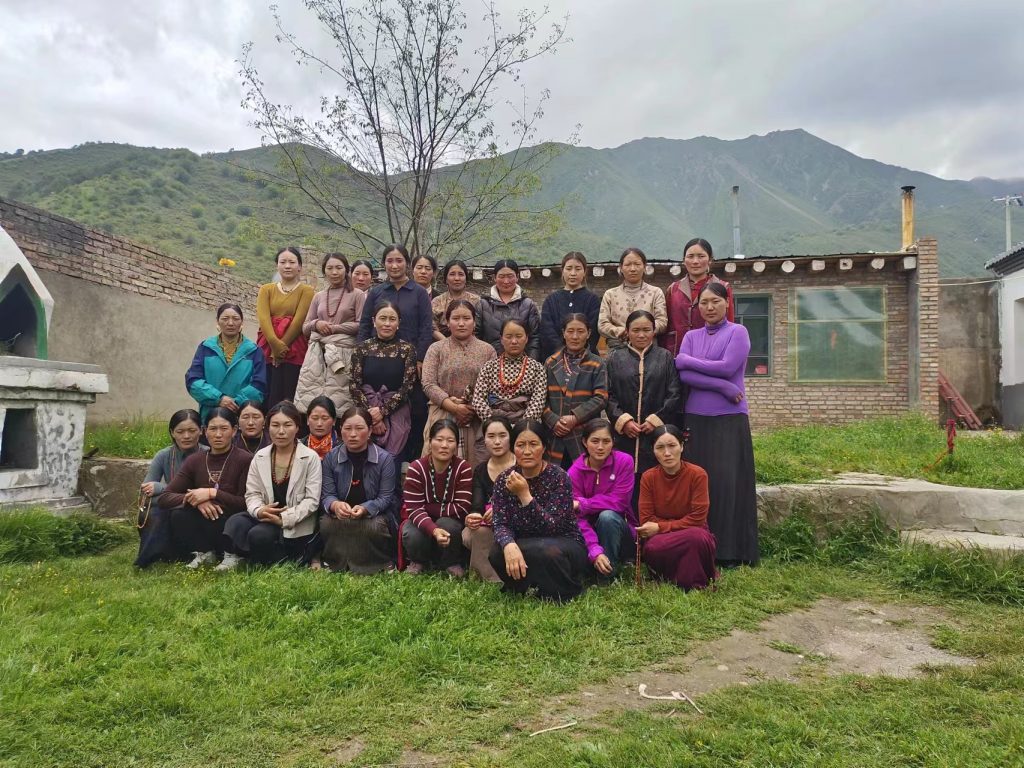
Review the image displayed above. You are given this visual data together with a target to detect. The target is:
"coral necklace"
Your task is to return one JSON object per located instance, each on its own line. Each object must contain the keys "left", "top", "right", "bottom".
{"left": 497, "top": 354, "right": 528, "bottom": 395}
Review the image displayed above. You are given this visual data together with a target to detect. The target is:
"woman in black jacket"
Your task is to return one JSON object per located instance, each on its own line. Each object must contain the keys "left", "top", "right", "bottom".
{"left": 477, "top": 259, "right": 541, "bottom": 359}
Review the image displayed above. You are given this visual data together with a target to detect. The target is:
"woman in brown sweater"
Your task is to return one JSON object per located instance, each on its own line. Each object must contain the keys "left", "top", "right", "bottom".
{"left": 160, "top": 407, "right": 254, "bottom": 569}
{"left": 637, "top": 424, "right": 717, "bottom": 591}
{"left": 257, "top": 246, "right": 315, "bottom": 411}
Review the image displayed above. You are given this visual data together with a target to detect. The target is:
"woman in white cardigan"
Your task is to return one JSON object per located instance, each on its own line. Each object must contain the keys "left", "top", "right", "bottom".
{"left": 220, "top": 401, "right": 322, "bottom": 569}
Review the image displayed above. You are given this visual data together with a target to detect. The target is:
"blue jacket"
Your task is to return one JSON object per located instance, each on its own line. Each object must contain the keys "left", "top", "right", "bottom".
{"left": 356, "top": 281, "right": 434, "bottom": 361}
{"left": 321, "top": 443, "right": 400, "bottom": 530}
{"left": 186, "top": 335, "right": 267, "bottom": 421}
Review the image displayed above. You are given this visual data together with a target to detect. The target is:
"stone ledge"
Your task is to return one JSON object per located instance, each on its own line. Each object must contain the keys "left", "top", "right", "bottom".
{"left": 758, "top": 473, "right": 1024, "bottom": 537}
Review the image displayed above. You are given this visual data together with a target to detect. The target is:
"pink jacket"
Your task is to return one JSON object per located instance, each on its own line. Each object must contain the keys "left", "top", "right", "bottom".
{"left": 568, "top": 450, "right": 637, "bottom": 561}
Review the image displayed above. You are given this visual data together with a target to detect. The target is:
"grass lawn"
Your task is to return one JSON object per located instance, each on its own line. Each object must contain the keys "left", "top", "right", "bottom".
{"left": 88, "top": 413, "right": 1024, "bottom": 488}
{"left": 1, "top": 512, "right": 1024, "bottom": 767}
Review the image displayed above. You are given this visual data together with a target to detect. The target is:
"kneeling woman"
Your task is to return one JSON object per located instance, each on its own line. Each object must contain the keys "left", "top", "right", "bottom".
{"left": 489, "top": 420, "right": 588, "bottom": 602}
{"left": 637, "top": 425, "right": 717, "bottom": 591}
{"left": 319, "top": 407, "right": 400, "bottom": 573}
{"left": 401, "top": 419, "right": 474, "bottom": 576}
{"left": 567, "top": 419, "right": 637, "bottom": 577}
{"left": 463, "top": 415, "right": 516, "bottom": 582}
{"left": 223, "top": 402, "right": 322, "bottom": 567}
{"left": 159, "top": 408, "right": 253, "bottom": 569}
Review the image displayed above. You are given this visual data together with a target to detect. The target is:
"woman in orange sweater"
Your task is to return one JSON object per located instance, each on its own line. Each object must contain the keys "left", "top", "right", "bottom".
{"left": 637, "top": 424, "right": 717, "bottom": 590}
{"left": 257, "top": 246, "right": 315, "bottom": 411}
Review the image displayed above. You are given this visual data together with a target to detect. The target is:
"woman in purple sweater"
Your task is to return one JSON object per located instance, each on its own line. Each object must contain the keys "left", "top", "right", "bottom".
{"left": 675, "top": 282, "right": 758, "bottom": 566}
{"left": 568, "top": 420, "right": 637, "bottom": 580}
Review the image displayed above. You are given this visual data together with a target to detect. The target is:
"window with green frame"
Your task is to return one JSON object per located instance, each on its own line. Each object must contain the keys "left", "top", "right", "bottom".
{"left": 790, "top": 287, "right": 886, "bottom": 382}
{"left": 734, "top": 294, "right": 771, "bottom": 376}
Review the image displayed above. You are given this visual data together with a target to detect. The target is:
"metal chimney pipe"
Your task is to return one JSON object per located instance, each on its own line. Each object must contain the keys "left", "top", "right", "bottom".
{"left": 901, "top": 185, "right": 916, "bottom": 250}
{"left": 731, "top": 185, "right": 742, "bottom": 256}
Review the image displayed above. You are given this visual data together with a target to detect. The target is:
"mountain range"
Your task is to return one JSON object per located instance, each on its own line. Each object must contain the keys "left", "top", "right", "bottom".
{"left": 0, "top": 129, "right": 1019, "bottom": 280}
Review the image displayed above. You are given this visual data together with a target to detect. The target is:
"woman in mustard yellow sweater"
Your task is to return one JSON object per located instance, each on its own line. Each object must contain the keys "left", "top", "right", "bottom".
{"left": 257, "top": 246, "right": 315, "bottom": 411}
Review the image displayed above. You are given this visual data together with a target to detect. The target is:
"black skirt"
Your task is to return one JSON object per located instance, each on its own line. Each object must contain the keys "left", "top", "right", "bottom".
{"left": 683, "top": 413, "right": 759, "bottom": 565}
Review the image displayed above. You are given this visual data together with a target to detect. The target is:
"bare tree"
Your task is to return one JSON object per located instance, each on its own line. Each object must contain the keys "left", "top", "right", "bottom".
{"left": 240, "top": 0, "right": 575, "bottom": 262}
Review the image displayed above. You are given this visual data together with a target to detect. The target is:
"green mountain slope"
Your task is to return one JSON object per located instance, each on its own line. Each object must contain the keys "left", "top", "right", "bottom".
{"left": 0, "top": 131, "right": 1014, "bottom": 278}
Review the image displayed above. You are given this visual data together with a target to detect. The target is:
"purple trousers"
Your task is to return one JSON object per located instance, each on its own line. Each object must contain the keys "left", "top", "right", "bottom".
{"left": 642, "top": 527, "right": 717, "bottom": 591}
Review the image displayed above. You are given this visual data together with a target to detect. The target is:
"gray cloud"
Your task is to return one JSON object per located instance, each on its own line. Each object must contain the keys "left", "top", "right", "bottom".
{"left": 1, "top": 0, "right": 1021, "bottom": 179}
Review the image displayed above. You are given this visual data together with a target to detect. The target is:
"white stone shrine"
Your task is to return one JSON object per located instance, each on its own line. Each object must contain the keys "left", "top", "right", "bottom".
{"left": 0, "top": 225, "right": 108, "bottom": 510}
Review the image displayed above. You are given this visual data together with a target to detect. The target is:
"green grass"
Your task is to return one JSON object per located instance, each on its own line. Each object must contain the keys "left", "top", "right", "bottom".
{"left": 0, "top": 508, "right": 130, "bottom": 563}
{"left": 85, "top": 417, "right": 172, "bottom": 459}
{"left": 1, "top": 513, "right": 1024, "bottom": 766}
{"left": 753, "top": 413, "right": 1024, "bottom": 489}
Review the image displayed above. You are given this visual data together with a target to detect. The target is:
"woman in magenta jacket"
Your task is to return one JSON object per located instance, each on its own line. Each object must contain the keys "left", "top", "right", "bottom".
{"left": 567, "top": 419, "right": 637, "bottom": 579}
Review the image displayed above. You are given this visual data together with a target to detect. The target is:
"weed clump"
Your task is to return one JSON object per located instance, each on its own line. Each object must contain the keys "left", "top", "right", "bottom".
{"left": 0, "top": 509, "right": 130, "bottom": 563}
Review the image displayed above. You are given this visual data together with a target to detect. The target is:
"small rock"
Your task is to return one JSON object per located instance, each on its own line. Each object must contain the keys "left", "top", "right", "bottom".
{"left": 717, "top": 664, "right": 729, "bottom": 672}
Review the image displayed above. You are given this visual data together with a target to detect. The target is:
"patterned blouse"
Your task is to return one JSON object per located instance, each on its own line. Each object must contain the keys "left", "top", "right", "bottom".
{"left": 431, "top": 291, "right": 482, "bottom": 337}
{"left": 349, "top": 336, "right": 417, "bottom": 416}
{"left": 491, "top": 463, "right": 584, "bottom": 548}
{"left": 598, "top": 282, "right": 668, "bottom": 346}
{"left": 421, "top": 336, "right": 495, "bottom": 406}
{"left": 470, "top": 353, "right": 547, "bottom": 422}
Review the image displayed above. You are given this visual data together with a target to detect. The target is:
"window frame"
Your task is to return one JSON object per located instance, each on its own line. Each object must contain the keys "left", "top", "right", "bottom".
{"left": 733, "top": 293, "right": 773, "bottom": 377}
{"left": 789, "top": 286, "right": 887, "bottom": 384}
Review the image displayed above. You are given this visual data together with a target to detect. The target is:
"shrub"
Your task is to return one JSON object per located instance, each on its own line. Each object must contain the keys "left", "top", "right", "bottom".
{"left": 0, "top": 509, "right": 130, "bottom": 563}
{"left": 236, "top": 204, "right": 252, "bottom": 216}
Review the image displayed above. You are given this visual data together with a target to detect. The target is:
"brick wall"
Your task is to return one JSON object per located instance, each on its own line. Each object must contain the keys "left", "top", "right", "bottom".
{"left": 0, "top": 196, "right": 261, "bottom": 316}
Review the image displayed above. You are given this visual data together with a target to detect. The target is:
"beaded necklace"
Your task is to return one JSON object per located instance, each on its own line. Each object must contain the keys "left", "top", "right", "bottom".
{"left": 427, "top": 458, "right": 455, "bottom": 510}
{"left": 497, "top": 354, "right": 529, "bottom": 396}
{"left": 271, "top": 444, "right": 296, "bottom": 485}
{"left": 325, "top": 286, "right": 345, "bottom": 319}
{"left": 205, "top": 445, "right": 234, "bottom": 490}
{"left": 240, "top": 433, "right": 263, "bottom": 453}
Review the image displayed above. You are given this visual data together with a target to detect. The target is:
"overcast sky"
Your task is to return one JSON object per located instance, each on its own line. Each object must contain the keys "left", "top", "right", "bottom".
{"left": 3, "top": 0, "right": 1022, "bottom": 180}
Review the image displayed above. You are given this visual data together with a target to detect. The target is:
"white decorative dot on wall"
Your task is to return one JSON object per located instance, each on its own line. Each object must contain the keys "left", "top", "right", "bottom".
{"left": 541, "top": 268, "right": 551, "bottom": 277}
{"left": 724, "top": 262, "right": 737, "bottom": 273}
{"left": 520, "top": 269, "right": 532, "bottom": 279}
{"left": 473, "top": 269, "right": 484, "bottom": 281}
{"left": 669, "top": 264, "right": 681, "bottom": 276}
{"left": 838, "top": 258, "right": 853, "bottom": 271}
{"left": 870, "top": 257, "right": 885, "bottom": 270}
{"left": 645, "top": 265, "right": 654, "bottom": 276}
{"left": 781, "top": 260, "right": 796, "bottom": 273}
{"left": 377, "top": 270, "right": 387, "bottom": 281}
{"left": 593, "top": 266, "right": 605, "bottom": 277}
{"left": 752, "top": 261, "right": 766, "bottom": 273}
{"left": 811, "top": 260, "right": 826, "bottom": 272}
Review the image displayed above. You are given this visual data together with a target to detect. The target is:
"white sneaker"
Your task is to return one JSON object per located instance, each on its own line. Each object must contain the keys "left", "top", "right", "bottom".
{"left": 215, "top": 552, "right": 245, "bottom": 572}
{"left": 186, "top": 551, "right": 217, "bottom": 569}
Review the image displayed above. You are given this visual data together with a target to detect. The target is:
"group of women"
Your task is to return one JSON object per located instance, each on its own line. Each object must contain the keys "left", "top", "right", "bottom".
{"left": 156, "top": 238, "right": 758, "bottom": 601}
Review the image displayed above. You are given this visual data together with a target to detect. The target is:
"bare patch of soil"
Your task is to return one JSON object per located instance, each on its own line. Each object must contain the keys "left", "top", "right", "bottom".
{"left": 528, "top": 599, "right": 974, "bottom": 731}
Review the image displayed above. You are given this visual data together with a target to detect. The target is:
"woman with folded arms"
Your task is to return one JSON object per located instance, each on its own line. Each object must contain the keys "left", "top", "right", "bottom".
{"left": 489, "top": 420, "right": 588, "bottom": 602}
{"left": 637, "top": 425, "right": 718, "bottom": 590}
{"left": 542, "top": 313, "right": 608, "bottom": 468}
{"left": 160, "top": 407, "right": 253, "bottom": 570}
{"left": 471, "top": 319, "right": 546, "bottom": 425}
{"left": 567, "top": 419, "right": 636, "bottom": 579}
{"left": 463, "top": 416, "right": 515, "bottom": 582}
{"left": 318, "top": 406, "right": 400, "bottom": 574}
{"left": 222, "top": 402, "right": 322, "bottom": 568}
{"left": 401, "top": 419, "right": 474, "bottom": 576}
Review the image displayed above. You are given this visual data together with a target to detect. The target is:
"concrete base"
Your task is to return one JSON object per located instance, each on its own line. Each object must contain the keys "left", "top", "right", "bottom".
{"left": 902, "top": 529, "right": 1024, "bottom": 555}
{"left": 758, "top": 472, "right": 1024, "bottom": 537}
{"left": 1, "top": 496, "right": 94, "bottom": 516}
{"left": 1002, "top": 382, "right": 1024, "bottom": 430}
{"left": 1, "top": 356, "right": 109, "bottom": 508}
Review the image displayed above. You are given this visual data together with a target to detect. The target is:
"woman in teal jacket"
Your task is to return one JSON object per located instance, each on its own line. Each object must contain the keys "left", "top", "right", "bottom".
{"left": 186, "top": 303, "right": 268, "bottom": 421}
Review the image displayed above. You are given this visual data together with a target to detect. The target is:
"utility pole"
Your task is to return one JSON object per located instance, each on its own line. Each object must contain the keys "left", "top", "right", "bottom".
{"left": 993, "top": 194, "right": 1024, "bottom": 252}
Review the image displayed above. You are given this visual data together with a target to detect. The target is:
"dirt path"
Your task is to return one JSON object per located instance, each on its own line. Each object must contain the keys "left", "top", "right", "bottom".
{"left": 528, "top": 598, "right": 974, "bottom": 731}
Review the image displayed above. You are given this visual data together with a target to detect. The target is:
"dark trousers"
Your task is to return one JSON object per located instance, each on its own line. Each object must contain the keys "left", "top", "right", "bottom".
{"left": 401, "top": 517, "right": 466, "bottom": 569}
{"left": 405, "top": 383, "right": 427, "bottom": 461}
{"left": 593, "top": 510, "right": 631, "bottom": 569}
{"left": 267, "top": 362, "right": 301, "bottom": 412}
{"left": 488, "top": 536, "right": 589, "bottom": 602}
{"left": 170, "top": 505, "right": 229, "bottom": 555}
{"left": 320, "top": 514, "right": 396, "bottom": 574}
{"left": 224, "top": 512, "right": 312, "bottom": 565}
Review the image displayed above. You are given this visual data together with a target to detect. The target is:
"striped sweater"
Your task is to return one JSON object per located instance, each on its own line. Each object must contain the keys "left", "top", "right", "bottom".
{"left": 403, "top": 456, "right": 474, "bottom": 534}
{"left": 542, "top": 349, "right": 608, "bottom": 465}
